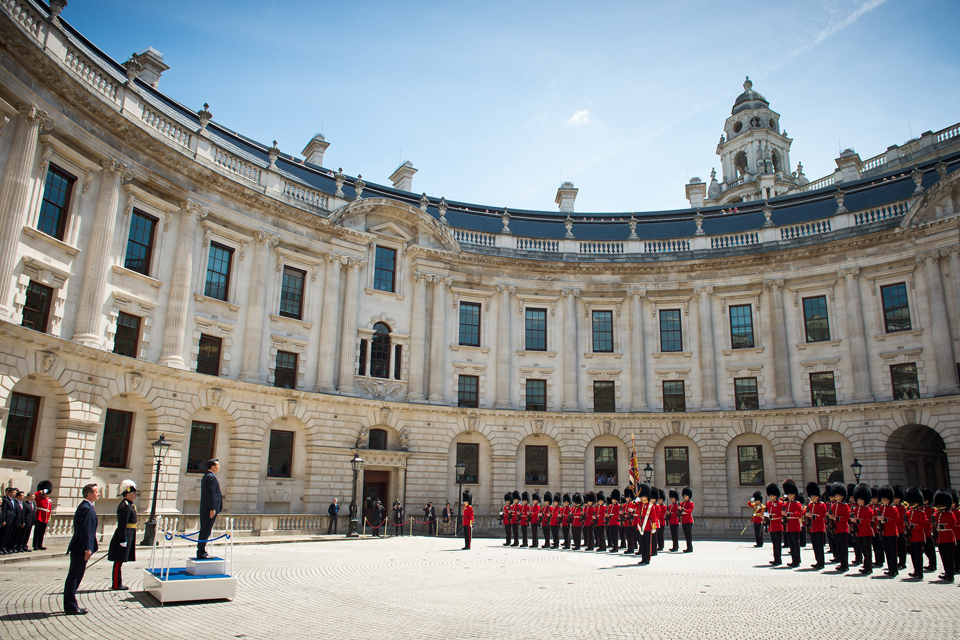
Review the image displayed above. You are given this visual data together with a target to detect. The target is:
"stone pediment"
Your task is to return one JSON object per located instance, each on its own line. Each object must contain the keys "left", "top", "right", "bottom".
{"left": 900, "top": 164, "right": 959, "bottom": 229}
{"left": 330, "top": 198, "right": 462, "bottom": 254}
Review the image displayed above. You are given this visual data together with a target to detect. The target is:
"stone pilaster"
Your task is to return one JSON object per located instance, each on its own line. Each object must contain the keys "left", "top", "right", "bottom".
{"left": 561, "top": 288, "right": 580, "bottom": 411}
{"left": 494, "top": 284, "right": 515, "bottom": 409}
{"left": 314, "top": 253, "right": 344, "bottom": 392}
{"left": 49, "top": 418, "right": 99, "bottom": 513}
{"left": 72, "top": 159, "right": 129, "bottom": 347}
{"left": 764, "top": 279, "right": 795, "bottom": 408}
{"left": 406, "top": 271, "right": 429, "bottom": 403}
{"left": 918, "top": 251, "right": 960, "bottom": 395}
{"left": 948, "top": 247, "right": 960, "bottom": 366}
{"left": 627, "top": 289, "right": 649, "bottom": 412}
{"left": 837, "top": 267, "right": 874, "bottom": 403}
{"left": 694, "top": 286, "right": 720, "bottom": 411}
{"left": 159, "top": 201, "right": 207, "bottom": 368}
{"left": 239, "top": 230, "right": 279, "bottom": 383}
{"left": 0, "top": 104, "right": 48, "bottom": 319}
{"left": 428, "top": 275, "right": 452, "bottom": 404}
{"left": 337, "top": 258, "right": 364, "bottom": 396}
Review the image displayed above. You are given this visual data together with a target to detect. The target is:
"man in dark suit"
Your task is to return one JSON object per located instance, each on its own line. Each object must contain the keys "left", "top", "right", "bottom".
{"left": 1, "top": 487, "right": 18, "bottom": 554}
{"left": 198, "top": 459, "right": 222, "bottom": 559}
{"left": 64, "top": 483, "right": 99, "bottom": 615}
{"left": 18, "top": 491, "right": 35, "bottom": 553}
{"left": 327, "top": 498, "right": 339, "bottom": 534}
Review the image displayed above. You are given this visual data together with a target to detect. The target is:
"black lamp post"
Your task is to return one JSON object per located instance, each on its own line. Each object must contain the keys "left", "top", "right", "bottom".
{"left": 850, "top": 458, "right": 863, "bottom": 483}
{"left": 347, "top": 454, "right": 363, "bottom": 537}
{"left": 140, "top": 434, "right": 171, "bottom": 546}
{"left": 455, "top": 461, "right": 466, "bottom": 534}
{"left": 643, "top": 463, "right": 654, "bottom": 483}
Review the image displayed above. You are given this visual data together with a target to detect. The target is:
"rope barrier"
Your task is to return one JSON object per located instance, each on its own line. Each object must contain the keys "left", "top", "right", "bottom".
{"left": 364, "top": 518, "right": 386, "bottom": 529}
{"left": 162, "top": 529, "right": 232, "bottom": 543}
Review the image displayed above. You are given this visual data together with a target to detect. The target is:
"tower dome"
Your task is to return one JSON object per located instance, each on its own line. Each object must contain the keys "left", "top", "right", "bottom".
{"left": 731, "top": 76, "right": 769, "bottom": 115}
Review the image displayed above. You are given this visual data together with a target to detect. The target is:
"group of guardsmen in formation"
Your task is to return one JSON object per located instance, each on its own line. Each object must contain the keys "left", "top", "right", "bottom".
{"left": 747, "top": 480, "right": 959, "bottom": 582}
{"left": 494, "top": 483, "right": 695, "bottom": 565}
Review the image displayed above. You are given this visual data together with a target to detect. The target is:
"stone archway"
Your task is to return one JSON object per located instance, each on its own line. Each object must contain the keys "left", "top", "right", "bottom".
{"left": 885, "top": 424, "right": 950, "bottom": 488}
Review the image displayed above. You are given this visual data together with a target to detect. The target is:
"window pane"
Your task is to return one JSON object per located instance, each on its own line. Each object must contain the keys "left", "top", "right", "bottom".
{"left": 394, "top": 345, "right": 402, "bottom": 380}
{"left": 267, "top": 430, "right": 293, "bottom": 477}
{"left": 525, "top": 445, "right": 548, "bottom": 485}
{"left": 124, "top": 210, "right": 157, "bottom": 275}
{"left": 357, "top": 340, "right": 367, "bottom": 376}
{"left": 881, "top": 283, "right": 911, "bottom": 333}
{"left": 594, "top": 446, "right": 617, "bottom": 485}
{"left": 373, "top": 246, "right": 396, "bottom": 292}
{"left": 456, "top": 443, "right": 479, "bottom": 483}
{"left": 204, "top": 242, "right": 233, "bottom": 301}
{"left": 37, "top": 165, "right": 74, "bottom": 241}
{"left": 369, "top": 429, "right": 387, "bottom": 450}
{"left": 525, "top": 308, "right": 547, "bottom": 351}
{"left": 810, "top": 372, "right": 836, "bottom": 407}
{"left": 279, "top": 267, "right": 305, "bottom": 319}
{"left": 663, "top": 380, "right": 685, "bottom": 412}
{"left": 274, "top": 350, "right": 298, "bottom": 389}
{"left": 592, "top": 310, "right": 613, "bottom": 352}
{"left": 737, "top": 445, "right": 764, "bottom": 485}
{"left": 525, "top": 379, "right": 546, "bottom": 411}
{"left": 458, "top": 375, "right": 478, "bottom": 408}
{"left": 459, "top": 302, "right": 481, "bottom": 347}
{"left": 891, "top": 363, "right": 920, "bottom": 400}
{"left": 803, "top": 296, "right": 830, "bottom": 342}
{"left": 370, "top": 323, "right": 391, "bottom": 379}
{"left": 100, "top": 409, "right": 132, "bottom": 468}
{"left": 593, "top": 381, "right": 615, "bottom": 412}
{"left": 815, "top": 442, "right": 844, "bottom": 484}
{"left": 664, "top": 446, "right": 689, "bottom": 486}
{"left": 113, "top": 311, "right": 141, "bottom": 358}
{"left": 659, "top": 309, "right": 682, "bottom": 352}
{"left": 2, "top": 393, "right": 39, "bottom": 461}
{"left": 186, "top": 421, "right": 216, "bottom": 473}
{"left": 196, "top": 335, "right": 222, "bottom": 376}
{"left": 21, "top": 281, "right": 53, "bottom": 333}
{"left": 734, "top": 377, "right": 759, "bottom": 410}
{"left": 729, "top": 304, "right": 755, "bottom": 349}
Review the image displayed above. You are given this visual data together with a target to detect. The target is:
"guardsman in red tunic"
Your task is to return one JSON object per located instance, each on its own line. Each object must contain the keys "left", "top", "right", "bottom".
{"left": 550, "top": 493, "right": 562, "bottom": 549}
{"left": 648, "top": 487, "right": 659, "bottom": 557}
{"left": 572, "top": 493, "right": 583, "bottom": 550}
{"left": 749, "top": 491, "right": 765, "bottom": 548}
{"left": 583, "top": 492, "right": 595, "bottom": 550}
{"left": 680, "top": 486, "right": 694, "bottom": 553}
{"left": 621, "top": 487, "right": 636, "bottom": 554}
{"left": 765, "top": 482, "right": 784, "bottom": 566}
{"left": 851, "top": 483, "right": 875, "bottom": 574}
{"left": 869, "top": 487, "right": 885, "bottom": 571}
{"left": 530, "top": 492, "right": 541, "bottom": 549}
{"left": 519, "top": 491, "right": 531, "bottom": 547}
{"left": 607, "top": 489, "right": 621, "bottom": 553}
{"left": 933, "top": 490, "right": 956, "bottom": 582}
{"left": 804, "top": 482, "right": 827, "bottom": 570}
{"left": 539, "top": 492, "right": 552, "bottom": 549}
{"left": 921, "top": 487, "right": 937, "bottom": 571}
{"left": 829, "top": 482, "right": 851, "bottom": 572}
{"left": 560, "top": 493, "right": 572, "bottom": 549}
{"left": 781, "top": 480, "right": 803, "bottom": 567}
{"left": 655, "top": 489, "right": 667, "bottom": 553}
{"left": 636, "top": 482, "right": 654, "bottom": 565}
{"left": 876, "top": 485, "right": 902, "bottom": 577}
{"left": 668, "top": 489, "right": 681, "bottom": 552}
{"left": 952, "top": 490, "right": 960, "bottom": 575}
{"left": 904, "top": 486, "right": 928, "bottom": 579}
{"left": 501, "top": 493, "right": 513, "bottom": 547}
{"left": 893, "top": 485, "right": 907, "bottom": 570}
{"left": 33, "top": 480, "right": 52, "bottom": 551}
{"left": 510, "top": 491, "right": 521, "bottom": 547}
{"left": 462, "top": 490, "right": 474, "bottom": 550}
{"left": 594, "top": 491, "right": 607, "bottom": 552}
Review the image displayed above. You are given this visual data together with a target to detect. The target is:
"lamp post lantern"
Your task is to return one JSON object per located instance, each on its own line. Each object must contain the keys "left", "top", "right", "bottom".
{"left": 347, "top": 454, "right": 363, "bottom": 537}
{"left": 455, "top": 461, "right": 466, "bottom": 533}
{"left": 141, "top": 434, "right": 171, "bottom": 546}
{"left": 643, "top": 463, "right": 654, "bottom": 483}
{"left": 850, "top": 458, "right": 863, "bottom": 483}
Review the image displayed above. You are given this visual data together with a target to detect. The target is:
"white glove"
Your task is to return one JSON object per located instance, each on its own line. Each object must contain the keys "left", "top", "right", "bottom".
{"left": 120, "top": 542, "right": 127, "bottom": 547}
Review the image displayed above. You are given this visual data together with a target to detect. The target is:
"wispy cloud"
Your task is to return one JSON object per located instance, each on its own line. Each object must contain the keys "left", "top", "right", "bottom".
{"left": 567, "top": 109, "right": 590, "bottom": 126}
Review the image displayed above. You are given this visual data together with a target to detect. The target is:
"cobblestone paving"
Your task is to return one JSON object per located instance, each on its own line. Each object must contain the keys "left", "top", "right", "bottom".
{"left": 1, "top": 538, "right": 957, "bottom": 640}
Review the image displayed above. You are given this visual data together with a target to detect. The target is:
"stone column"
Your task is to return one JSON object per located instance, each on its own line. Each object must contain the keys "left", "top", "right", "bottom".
{"left": 948, "top": 248, "right": 960, "bottom": 365}
{"left": 72, "top": 159, "right": 128, "bottom": 347}
{"left": 494, "top": 284, "right": 515, "bottom": 409}
{"left": 428, "top": 275, "right": 452, "bottom": 404}
{"left": 561, "top": 288, "right": 580, "bottom": 411}
{"left": 694, "top": 285, "right": 720, "bottom": 410}
{"left": 918, "top": 250, "right": 960, "bottom": 395}
{"left": 837, "top": 268, "right": 874, "bottom": 403}
{"left": 314, "top": 253, "right": 344, "bottom": 392}
{"left": 336, "top": 258, "right": 364, "bottom": 396}
{"left": 159, "top": 201, "right": 207, "bottom": 368}
{"left": 0, "top": 104, "right": 48, "bottom": 319}
{"left": 406, "top": 271, "right": 429, "bottom": 403}
{"left": 764, "top": 279, "right": 795, "bottom": 408}
{"left": 238, "top": 230, "right": 278, "bottom": 383}
{"left": 627, "top": 289, "right": 649, "bottom": 412}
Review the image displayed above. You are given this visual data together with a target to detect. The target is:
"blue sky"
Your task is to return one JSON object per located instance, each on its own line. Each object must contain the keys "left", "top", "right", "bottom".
{"left": 66, "top": 0, "right": 960, "bottom": 214}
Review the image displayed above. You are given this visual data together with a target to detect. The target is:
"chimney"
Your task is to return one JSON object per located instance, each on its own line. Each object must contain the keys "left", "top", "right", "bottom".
{"left": 555, "top": 181, "right": 578, "bottom": 213}
{"left": 302, "top": 134, "right": 330, "bottom": 167}
{"left": 130, "top": 48, "right": 169, "bottom": 88}
{"left": 834, "top": 148, "right": 863, "bottom": 184}
{"left": 389, "top": 160, "right": 418, "bottom": 192}
{"left": 685, "top": 177, "right": 706, "bottom": 208}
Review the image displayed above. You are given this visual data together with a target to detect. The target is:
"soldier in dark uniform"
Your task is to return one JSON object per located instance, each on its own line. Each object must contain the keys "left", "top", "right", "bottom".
{"left": 108, "top": 480, "right": 138, "bottom": 590}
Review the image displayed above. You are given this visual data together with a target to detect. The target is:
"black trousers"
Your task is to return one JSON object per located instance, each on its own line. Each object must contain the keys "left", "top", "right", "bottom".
{"left": 572, "top": 525, "right": 581, "bottom": 549}
{"left": 531, "top": 523, "right": 539, "bottom": 547}
{"left": 327, "top": 517, "right": 337, "bottom": 535}
{"left": 924, "top": 537, "right": 937, "bottom": 569}
{"left": 607, "top": 524, "right": 618, "bottom": 551}
{"left": 955, "top": 540, "right": 960, "bottom": 573}
{"left": 858, "top": 536, "right": 873, "bottom": 571}
{"left": 19, "top": 523, "right": 32, "bottom": 550}
{"left": 754, "top": 522, "right": 764, "bottom": 547}
{"left": 520, "top": 524, "right": 529, "bottom": 546}
{"left": 638, "top": 531, "right": 651, "bottom": 564}
{"left": 63, "top": 550, "right": 87, "bottom": 612}
{"left": 682, "top": 523, "right": 693, "bottom": 552}
{"left": 463, "top": 524, "right": 472, "bottom": 549}
{"left": 785, "top": 531, "right": 800, "bottom": 565}
{"left": 882, "top": 536, "right": 898, "bottom": 574}
{"left": 551, "top": 524, "right": 560, "bottom": 548}
{"left": 33, "top": 521, "right": 47, "bottom": 549}
{"left": 198, "top": 512, "right": 217, "bottom": 556}
{"left": 562, "top": 525, "right": 570, "bottom": 548}
{"left": 670, "top": 524, "right": 679, "bottom": 550}
{"left": 394, "top": 521, "right": 403, "bottom": 536}
{"left": 938, "top": 542, "right": 955, "bottom": 579}
{"left": 810, "top": 531, "right": 825, "bottom": 567}
{"left": 770, "top": 531, "right": 782, "bottom": 564}
{"left": 511, "top": 523, "right": 519, "bottom": 545}
{"left": 657, "top": 525, "right": 665, "bottom": 550}
{"left": 851, "top": 532, "right": 862, "bottom": 564}
{"left": 624, "top": 526, "right": 635, "bottom": 553}
{"left": 541, "top": 524, "right": 551, "bottom": 548}
{"left": 1, "top": 525, "right": 17, "bottom": 551}
{"left": 909, "top": 540, "right": 924, "bottom": 575}
{"left": 584, "top": 524, "right": 593, "bottom": 550}
{"left": 595, "top": 525, "right": 606, "bottom": 551}
{"left": 872, "top": 536, "right": 885, "bottom": 567}
{"left": 834, "top": 532, "right": 848, "bottom": 569}
{"left": 503, "top": 523, "right": 512, "bottom": 545}
{"left": 898, "top": 535, "right": 907, "bottom": 567}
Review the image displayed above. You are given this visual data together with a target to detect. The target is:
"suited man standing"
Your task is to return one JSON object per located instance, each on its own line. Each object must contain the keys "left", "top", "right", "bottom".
{"left": 198, "top": 459, "right": 223, "bottom": 559}
{"left": 18, "top": 491, "right": 35, "bottom": 553}
{"left": 1, "top": 487, "right": 19, "bottom": 554}
{"left": 64, "top": 483, "right": 99, "bottom": 615}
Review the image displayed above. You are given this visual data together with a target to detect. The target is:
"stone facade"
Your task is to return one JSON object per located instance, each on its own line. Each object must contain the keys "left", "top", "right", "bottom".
{"left": 0, "top": 2, "right": 959, "bottom": 534}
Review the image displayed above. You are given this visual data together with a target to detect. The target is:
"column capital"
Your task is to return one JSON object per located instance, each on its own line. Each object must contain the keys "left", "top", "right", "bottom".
{"left": 916, "top": 249, "right": 941, "bottom": 265}
{"left": 100, "top": 158, "right": 132, "bottom": 179}
{"left": 561, "top": 288, "right": 580, "bottom": 299}
{"left": 497, "top": 284, "right": 516, "bottom": 296}
{"left": 432, "top": 275, "right": 452, "bottom": 288}
{"left": 179, "top": 200, "right": 209, "bottom": 220}
{"left": 325, "top": 252, "right": 347, "bottom": 266}
{"left": 836, "top": 267, "right": 861, "bottom": 280}
{"left": 763, "top": 278, "right": 785, "bottom": 291}
{"left": 626, "top": 288, "right": 646, "bottom": 300}
{"left": 254, "top": 229, "right": 280, "bottom": 247}
{"left": 944, "top": 245, "right": 960, "bottom": 258}
{"left": 412, "top": 270, "right": 430, "bottom": 284}
{"left": 346, "top": 257, "right": 365, "bottom": 271}
{"left": 692, "top": 285, "right": 714, "bottom": 298}
{"left": 15, "top": 103, "right": 52, "bottom": 129}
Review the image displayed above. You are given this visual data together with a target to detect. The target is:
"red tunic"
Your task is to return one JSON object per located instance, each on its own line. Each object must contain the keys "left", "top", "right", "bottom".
{"left": 595, "top": 503, "right": 606, "bottom": 526}
{"left": 953, "top": 508, "right": 960, "bottom": 543}
{"left": 907, "top": 507, "right": 928, "bottom": 543}
{"left": 895, "top": 503, "right": 907, "bottom": 536}
{"left": 668, "top": 502, "right": 681, "bottom": 525}
{"left": 806, "top": 500, "right": 827, "bottom": 533}
{"left": 853, "top": 505, "right": 875, "bottom": 538}
{"left": 572, "top": 506, "right": 583, "bottom": 527}
{"left": 607, "top": 503, "right": 620, "bottom": 526}
{"left": 35, "top": 495, "right": 52, "bottom": 524}
{"left": 784, "top": 500, "right": 804, "bottom": 533}
{"left": 549, "top": 505, "right": 560, "bottom": 527}
{"left": 584, "top": 505, "right": 594, "bottom": 527}
{"left": 923, "top": 505, "right": 936, "bottom": 539}
{"left": 656, "top": 504, "right": 666, "bottom": 528}
{"left": 680, "top": 500, "right": 694, "bottom": 525}
{"left": 833, "top": 502, "right": 850, "bottom": 534}
{"left": 463, "top": 504, "right": 474, "bottom": 527}
{"left": 639, "top": 502, "right": 655, "bottom": 532}
{"left": 531, "top": 504, "right": 541, "bottom": 524}
{"left": 877, "top": 504, "right": 901, "bottom": 537}
{"left": 767, "top": 500, "right": 783, "bottom": 533}
{"left": 934, "top": 509, "right": 957, "bottom": 544}
{"left": 520, "top": 504, "right": 531, "bottom": 525}
{"left": 750, "top": 501, "right": 764, "bottom": 524}
{"left": 561, "top": 505, "right": 571, "bottom": 526}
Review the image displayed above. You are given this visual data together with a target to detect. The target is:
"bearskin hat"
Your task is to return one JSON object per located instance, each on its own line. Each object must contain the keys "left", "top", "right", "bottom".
{"left": 650, "top": 487, "right": 659, "bottom": 501}
{"left": 605, "top": 493, "right": 613, "bottom": 505}
{"left": 831, "top": 483, "right": 848, "bottom": 500}
{"left": 904, "top": 486, "right": 924, "bottom": 507}
{"left": 532, "top": 491, "right": 541, "bottom": 503}
{"left": 512, "top": 490, "right": 521, "bottom": 502}
{"left": 681, "top": 485, "right": 693, "bottom": 499}
{"left": 870, "top": 486, "right": 878, "bottom": 501}
{"left": 846, "top": 484, "right": 856, "bottom": 499}
{"left": 610, "top": 488, "right": 621, "bottom": 502}
{"left": 585, "top": 491, "right": 595, "bottom": 504}
{"left": 797, "top": 493, "right": 807, "bottom": 505}
{"left": 766, "top": 482, "right": 781, "bottom": 498}
{"left": 553, "top": 492, "right": 562, "bottom": 504}
{"left": 893, "top": 485, "right": 905, "bottom": 501}
{"left": 660, "top": 488, "right": 668, "bottom": 501}
{"left": 561, "top": 493, "right": 570, "bottom": 504}
{"left": 596, "top": 491, "right": 605, "bottom": 504}
{"left": 573, "top": 492, "right": 583, "bottom": 505}
{"left": 504, "top": 492, "right": 512, "bottom": 503}
{"left": 117, "top": 479, "right": 138, "bottom": 497}
{"left": 521, "top": 491, "right": 530, "bottom": 502}
{"left": 623, "top": 486, "right": 635, "bottom": 500}
{"left": 950, "top": 489, "right": 960, "bottom": 508}
{"left": 853, "top": 483, "right": 872, "bottom": 504}
{"left": 805, "top": 481, "right": 820, "bottom": 498}
{"left": 462, "top": 490, "right": 472, "bottom": 504}
{"left": 638, "top": 482, "right": 652, "bottom": 500}
{"left": 921, "top": 487, "right": 934, "bottom": 503}
{"left": 543, "top": 491, "right": 552, "bottom": 504}
{"left": 933, "top": 489, "right": 953, "bottom": 510}
{"left": 36, "top": 480, "right": 53, "bottom": 495}
{"left": 669, "top": 488, "right": 679, "bottom": 500}
{"left": 752, "top": 490, "right": 763, "bottom": 501}
{"left": 877, "top": 485, "right": 894, "bottom": 503}
{"left": 782, "top": 479, "right": 799, "bottom": 497}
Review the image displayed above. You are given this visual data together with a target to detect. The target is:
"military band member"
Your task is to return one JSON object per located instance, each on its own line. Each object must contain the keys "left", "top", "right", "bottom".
{"left": 804, "top": 482, "right": 827, "bottom": 570}
{"left": 828, "top": 483, "right": 850, "bottom": 572}
{"left": 869, "top": 486, "right": 885, "bottom": 570}
{"left": 749, "top": 491, "right": 764, "bottom": 548}
{"left": 876, "top": 485, "right": 901, "bottom": 577}
{"left": 932, "top": 489, "right": 956, "bottom": 582}
{"left": 766, "top": 482, "right": 784, "bottom": 566}
{"left": 656, "top": 489, "right": 667, "bottom": 552}
{"left": 636, "top": 482, "right": 654, "bottom": 566}
{"left": 904, "top": 486, "right": 928, "bottom": 579}
{"left": 950, "top": 489, "right": 960, "bottom": 575}
{"left": 894, "top": 485, "right": 907, "bottom": 570}
{"left": 108, "top": 480, "right": 138, "bottom": 591}
{"left": 921, "top": 487, "right": 937, "bottom": 571}
{"left": 510, "top": 491, "right": 522, "bottom": 546}
{"left": 852, "top": 483, "right": 875, "bottom": 575}
{"left": 462, "top": 490, "right": 474, "bottom": 550}
{"left": 680, "top": 485, "right": 694, "bottom": 553}
{"left": 501, "top": 493, "right": 513, "bottom": 547}
{"left": 668, "top": 489, "right": 681, "bottom": 552}
{"left": 550, "top": 493, "right": 562, "bottom": 549}
{"left": 621, "top": 487, "right": 636, "bottom": 554}
{"left": 781, "top": 480, "right": 803, "bottom": 567}
{"left": 594, "top": 491, "right": 607, "bottom": 552}
{"left": 560, "top": 494, "right": 571, "bottom": 549}
{"left": 572, "top": 493, "right": 584, "bottom": 550}
{"left": 519, "top": 491, "right": 531, "bottom": 547}
{"left": 584, "top": 491, "right": 596, "bottom": 550}
{"left": 847, "top": 484, "right": 862, "bottom": 566}
{"left": 607, "top": 489, "right": 621, "bottom": 552}
{"left": 530, "top": 492, "right": 541, "bottom": 548}
{"left": 540, "top": 492, "right": 553, "bottom": 549}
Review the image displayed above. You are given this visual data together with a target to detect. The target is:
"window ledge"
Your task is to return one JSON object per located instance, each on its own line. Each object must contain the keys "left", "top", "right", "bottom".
{"left": 794, "top": 340, "right": 840, "bottom": 351}
{"left": 0, "top": 458, "right": 37, "bottom": 467}
{"left": 269, "top": 313, "right": 313, "bottom": 333}
{"left": 265, "top": 476, "right": 292, "bottom": 481}
{"left": 97, "top": 466, "right": 132, "bottom": 474}
{"left": 874, "top": 328, "right": 922, "bottom": 341}
{"left": 651, "top": 351, "right": 692, "bottom": 359}
{"left": 22, "top": 226, "right": 81, "bottom": 257}
{"left": 194, "top": 292, "right": 240, "bottom": 312}
{"left": 722, "top": 346, "right": 766, "bottom": 355}
{"left": 516, "top": 350, "right": 556, "bottom": 357}
{"left": 365, "top": 287, "right": 405, "bottom": 301}
{"left": 450, "top": 344, "right": 490, "bottom": 354}
{"left": 112, "top": 264, "right": 162, "bottom": 289}
{"left": 583, "top": 352, "right": 623, "bottom": 359}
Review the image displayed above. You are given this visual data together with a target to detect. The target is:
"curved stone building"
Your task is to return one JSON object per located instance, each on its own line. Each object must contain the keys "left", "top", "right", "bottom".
{"left": 1, "top": 2, "right": 958, "bottom": 534}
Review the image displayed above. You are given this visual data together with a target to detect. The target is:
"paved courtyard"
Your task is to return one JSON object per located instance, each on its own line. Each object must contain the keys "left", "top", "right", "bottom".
{"left": 0, "top": 537, "right": 957, "bottom": 640}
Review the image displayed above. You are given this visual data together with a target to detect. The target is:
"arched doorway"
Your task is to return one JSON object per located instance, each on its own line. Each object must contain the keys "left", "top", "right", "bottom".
{"left": 885, "top": 424, "right": 950, "bottom": 488}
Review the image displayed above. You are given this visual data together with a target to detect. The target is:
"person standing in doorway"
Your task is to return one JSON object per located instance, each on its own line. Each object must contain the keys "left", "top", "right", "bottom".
{"left": 327, "top": 498, "right": 339, "bottom": 534}
{"left": 63, "top": 483, "right": 99, "bottom": 615}
{"left": 198, "top": 459, "right": 222, "bottom": 559}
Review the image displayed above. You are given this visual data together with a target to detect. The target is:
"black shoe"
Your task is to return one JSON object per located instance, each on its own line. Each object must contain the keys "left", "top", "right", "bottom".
{"left": 859, "top": 569, "right": 872, "bottom": 575}
{"left": 924, "top": 565, "right": 936, "bottom": 572}
{"left": 520, "top": 543, "right": 528, "bottom": 547}
{"left": 502, "top": 543, "right": 510, "bottom": 546}
{"left": 462, "top": 547, "right": 469, "bottom": 550}
{"left": 851, "top": 561, "right": 861, "bottom": 566}
{"left": 813, "top": 564, "right": 825, "bottom": 570}
{"left": 511, "top": 543, "right": 519, "bottom": 547}
{"left": 112, "top": 585, "right": 129, "bottom": 591}
{"left": 638, "top": 561, "right": 649, "bottom": 565}
{"left": 770, "top": 561, "right": 782, "bottom": 566}
{"left": 754, "top": 544, "right": 762, "bottom": 548}
{"left": 39, "top": 546, "right": 47, "bottom": 551}
{"left": 837, "top": 566, "right": 849, "bottom": 573}
{"left": 683, "top": 549, "right": 693, "bottom": 553}
{"left": 884, "top": 571, "right": 898, "bottom": 577}
{"left": 65, "top": 609, "right": 87, "bottom": 616}
{"left": 787, "top": 563, "right": 800, "bottom": 568}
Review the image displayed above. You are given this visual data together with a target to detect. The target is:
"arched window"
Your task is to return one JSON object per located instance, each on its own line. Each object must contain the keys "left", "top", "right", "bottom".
{"left": 369, "top": 428, "right": 387, "bottom": 450}
{"left": 370, "top": 322, "right": 391, "bottom": 379}
{"left": 771, "top": 150, "right": 780, "bottom": 174}
{"left": 734, "top": 151, "right": 748, "bottom": 177}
